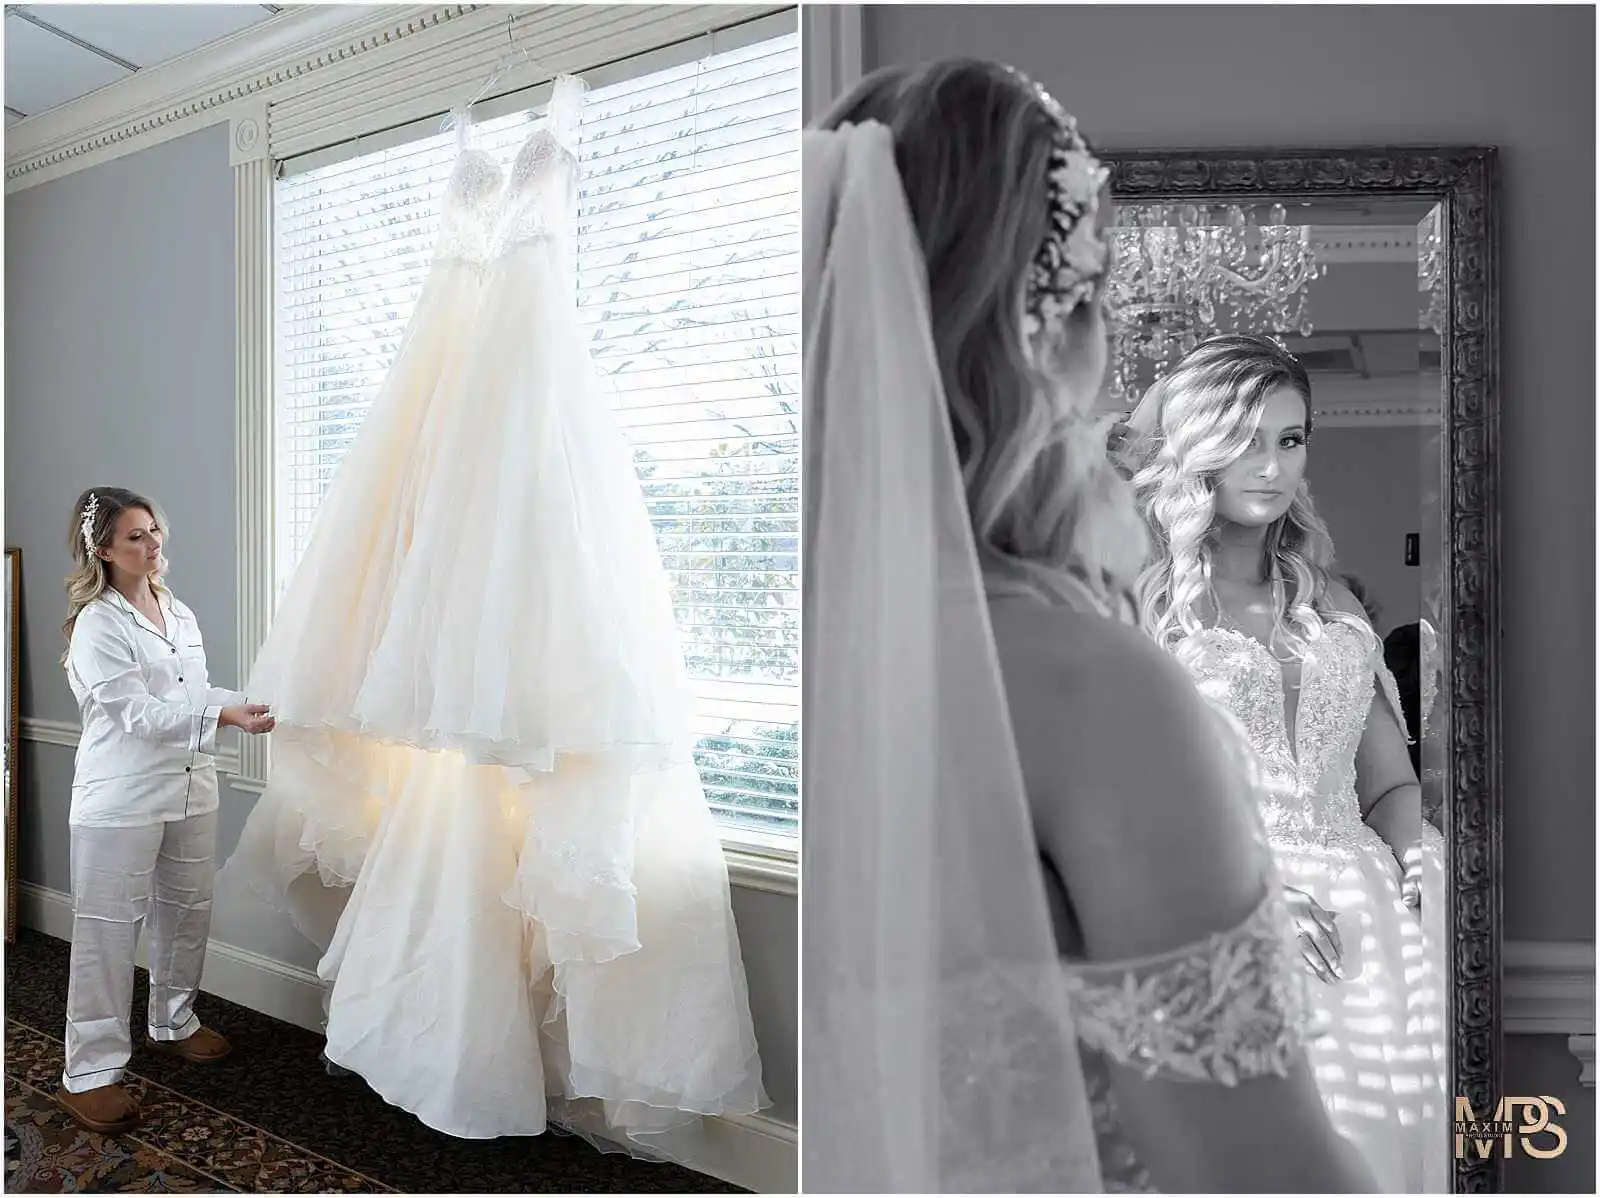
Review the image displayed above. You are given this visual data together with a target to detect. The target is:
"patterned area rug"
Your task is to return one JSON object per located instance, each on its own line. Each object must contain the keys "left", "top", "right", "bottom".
{"left": 8, "top": 1076, "right": 214, "bottom": 1193}
{"left": 6, "top": 1025, "right": 386, "bottom": 1192}
{"left": 5, "top": 930, "right": 741, "bottom": 1193}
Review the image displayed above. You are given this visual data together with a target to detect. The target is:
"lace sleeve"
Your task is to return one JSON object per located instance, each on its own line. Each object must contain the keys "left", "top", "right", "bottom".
{"left": 1060, "top": 884, "right": 1314, "bottom": 1086}
{"left": 1419, "top": 619, "right": 1440, "bottom": 742}
{"left": 1373, "top": 654, "right": 1415, "bottom": 747}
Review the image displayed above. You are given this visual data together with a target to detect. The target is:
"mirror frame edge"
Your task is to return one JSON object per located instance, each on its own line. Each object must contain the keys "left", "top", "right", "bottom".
{"left": 1100, "top": 144, "right": 1502, "bottom": 1195}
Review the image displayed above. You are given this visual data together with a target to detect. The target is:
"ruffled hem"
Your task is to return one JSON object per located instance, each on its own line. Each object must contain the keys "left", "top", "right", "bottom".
{"left": 221, "top": 725, "right": 767, "bottom": 1146}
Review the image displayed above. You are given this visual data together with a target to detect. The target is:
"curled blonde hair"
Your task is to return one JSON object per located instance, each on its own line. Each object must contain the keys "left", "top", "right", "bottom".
{"left": 817, "top": 60, "right": 1148, "bottom": 605}
{"left": 62, "top": 487, "right": 169, "bottom": 666}
{"left": 1125, "top": 334, "right": 1363, "bottom": 659}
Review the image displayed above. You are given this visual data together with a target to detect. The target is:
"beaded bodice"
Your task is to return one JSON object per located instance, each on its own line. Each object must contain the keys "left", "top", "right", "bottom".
{"left": 436, "top": 74, "right": 584, "bottom": 265}
{"left": 1178, "top": 622, "right": 1403, "bottom": 854}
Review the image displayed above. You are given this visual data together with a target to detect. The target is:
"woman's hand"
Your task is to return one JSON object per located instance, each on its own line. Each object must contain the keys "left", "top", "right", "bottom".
{"left": 220, "top": 703, "right": 276, "bottom": 735}
{"left": 1105, "top": 411, "right": 1135, "bottom": 458}
{"left": 1283, "top": 884, "right": 1344, "bottom": 983}
{"left": 1400, "top": 843, "right": 1423, "bottom": 914}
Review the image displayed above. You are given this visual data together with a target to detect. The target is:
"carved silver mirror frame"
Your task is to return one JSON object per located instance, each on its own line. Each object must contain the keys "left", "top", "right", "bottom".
{"left": 1103, "top": 145, "right": 1501, "bottom": 1194}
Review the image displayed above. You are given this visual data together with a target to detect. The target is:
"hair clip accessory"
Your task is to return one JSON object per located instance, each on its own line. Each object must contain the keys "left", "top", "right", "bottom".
{"left": 1006, "top": 67, "right": 1112, "bottom": 335}
{"left": 81, "top": 494, "right": 100, "bottom": 555}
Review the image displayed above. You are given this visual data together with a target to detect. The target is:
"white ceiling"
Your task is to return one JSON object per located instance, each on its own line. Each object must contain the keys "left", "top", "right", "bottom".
{"left": 4, "top": 3, "right": 284, "bottom": 127}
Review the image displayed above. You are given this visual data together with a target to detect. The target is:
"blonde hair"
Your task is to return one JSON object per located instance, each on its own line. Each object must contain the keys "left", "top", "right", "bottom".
{"left": 1126, "top": 334, "right": 1363, "bottom": 659}
{"left": 62, "top": 487, "right": 169, "bottom": 666}
{"left": 817, "top": 60, "right": 1148, "bottom": 606}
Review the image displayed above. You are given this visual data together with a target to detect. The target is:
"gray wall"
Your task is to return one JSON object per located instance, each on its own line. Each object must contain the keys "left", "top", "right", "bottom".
{"left": 6, "top": 125, "right": 239, "bottom": 895}
{"left": 859, "top": 7, "right": 1595, "bottom": 1191}
{"left": 4, "top": 122, "right": 797, "bottom": 1127}
{"left": 861, "top": 2, "right": 1597, "bottom": 945}
{"left": 1503, "top": 1035, "right": 1595, "bottom": 1194}
{"left": 1314, "top": 425, "right": 1426, "bottom": 639}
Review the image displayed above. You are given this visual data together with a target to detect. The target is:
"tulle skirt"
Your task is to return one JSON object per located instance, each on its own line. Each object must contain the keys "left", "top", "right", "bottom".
{"left": 1274, "top": 822, "right": 1447, "bottom": 1192}
{"left": 222, "top": 241, "right": 767, "bottom": 1147}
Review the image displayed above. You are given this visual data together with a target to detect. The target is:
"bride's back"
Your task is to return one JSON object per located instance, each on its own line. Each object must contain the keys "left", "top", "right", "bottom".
{"left": 989, "top": 584, "right": 1377, "bottom": 1191}
{"left": 987, "top": 586, "right": 1267, "bottom": 959}
{"left": 811, "top": 57, "right": 1377, "bottom": 1191}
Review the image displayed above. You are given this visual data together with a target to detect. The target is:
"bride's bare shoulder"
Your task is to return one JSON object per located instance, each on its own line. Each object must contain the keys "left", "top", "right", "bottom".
{"left": 988, "top": 592, "right": 1191, "bottom": 709}
{"left": 989, "top": 594, "right": 1267, "bottom": 958}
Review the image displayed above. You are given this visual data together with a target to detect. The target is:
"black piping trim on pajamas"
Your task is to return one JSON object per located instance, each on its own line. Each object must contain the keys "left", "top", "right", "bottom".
{"left": 110, "top": 593, "right": 204, "bottom": 818}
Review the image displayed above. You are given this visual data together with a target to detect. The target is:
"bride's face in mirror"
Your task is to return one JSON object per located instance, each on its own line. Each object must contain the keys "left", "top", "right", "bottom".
{"left": 1212, "top": 386, "right": 1308, "bottom": 529}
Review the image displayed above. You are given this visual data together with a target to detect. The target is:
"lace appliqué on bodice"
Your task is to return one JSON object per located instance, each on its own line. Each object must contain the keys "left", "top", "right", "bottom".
{"left": 436, "top": 74, "right": 585, "bottom": 265}
{"left": 1063, "top": 884, "right": 1314, "bottom": 1191}
{"left": 1179, "top": 622, "right": 1403, "bottom": 854}
{"left": 1064, "top": 886, "right": 1312, "bottom": 1084}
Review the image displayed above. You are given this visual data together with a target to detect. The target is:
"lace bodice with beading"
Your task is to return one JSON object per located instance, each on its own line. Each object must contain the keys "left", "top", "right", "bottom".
{"left": 1178, "top": 622, "right": 1405, "bottom": 854}
{"left": 436, "top": 74, "right": 585, "bottom": 265}
{"left": 1062, "top": 877, "right": 1316, "bottom": 1191}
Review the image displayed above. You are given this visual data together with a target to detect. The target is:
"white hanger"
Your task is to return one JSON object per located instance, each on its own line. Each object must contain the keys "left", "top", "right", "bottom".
{"left": 464, "top": 12, "right": 548, "bottom": 115}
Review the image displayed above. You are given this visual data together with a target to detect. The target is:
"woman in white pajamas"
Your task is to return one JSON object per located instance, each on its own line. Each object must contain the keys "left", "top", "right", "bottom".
{"left": 57, "top": 487, "right": 274, "bottom": 1134}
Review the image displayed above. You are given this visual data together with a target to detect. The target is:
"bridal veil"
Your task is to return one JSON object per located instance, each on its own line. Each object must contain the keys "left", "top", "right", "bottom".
{"left": 801, "top": 121, "right": 1102, "bottom": 1193}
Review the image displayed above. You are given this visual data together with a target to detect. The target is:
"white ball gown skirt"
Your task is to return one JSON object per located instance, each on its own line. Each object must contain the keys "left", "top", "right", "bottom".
{"left": 222, "top": 237, "right": 768, "bottom": 1149}
{"left": 1275, "top": 822, "right": 1448, "bottom": 1192}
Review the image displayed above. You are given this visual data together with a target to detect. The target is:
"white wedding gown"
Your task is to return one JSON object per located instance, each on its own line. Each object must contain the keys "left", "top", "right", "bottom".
{"left": 1177, "top": 621, "right": 1448, "bottom": 1191}
{"left": 221, "top": 75, "right": 766, "bottom": 1149}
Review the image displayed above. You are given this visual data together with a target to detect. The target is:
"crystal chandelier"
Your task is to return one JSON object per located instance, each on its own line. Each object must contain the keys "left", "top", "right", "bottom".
{"left": 1104, "top": 203, "right": 1327, "bottom": 403}
{"left": 1417, "top": 205, "right": 1446, "bottom": 337}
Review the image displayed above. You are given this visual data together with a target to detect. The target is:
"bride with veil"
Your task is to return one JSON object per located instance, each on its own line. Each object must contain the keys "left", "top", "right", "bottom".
{"left": 802, "top": 60, "right": 1385, "bottom": 1192}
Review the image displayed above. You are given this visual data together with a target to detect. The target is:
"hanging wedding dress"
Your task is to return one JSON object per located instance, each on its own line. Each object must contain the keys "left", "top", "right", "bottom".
{"left": 1173, "top": 622, "right": 1448, "bottom": 1191}
{"left": 222, "top": 75, "right": 766, "bottom": 1149}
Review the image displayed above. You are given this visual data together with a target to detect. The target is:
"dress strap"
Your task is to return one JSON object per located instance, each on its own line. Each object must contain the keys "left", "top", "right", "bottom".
{"left": 546, "top": 74, "right": 587, "bottom": 147}
{"left": 442, "top": 105, "right": 472, "bottom": 157}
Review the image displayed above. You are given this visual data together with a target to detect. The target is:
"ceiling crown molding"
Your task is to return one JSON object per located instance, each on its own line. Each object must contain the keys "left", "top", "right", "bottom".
{"left": 1310, "top": 225, "right": 1421, "bottom": 264}
{"left": 1307, "top": 370, "right": 1442, "bottom": 427}
{"left": 5, "top": 4, "right": 477, "bottom": 191}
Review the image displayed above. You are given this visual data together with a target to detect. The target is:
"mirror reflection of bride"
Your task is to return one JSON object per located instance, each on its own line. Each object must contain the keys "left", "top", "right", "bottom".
{"left": 1120, "top": 333, "right": 1448, "bottom": 1192}
{"left": 805, "top": 60, "right": 1381, "bottom": 1194}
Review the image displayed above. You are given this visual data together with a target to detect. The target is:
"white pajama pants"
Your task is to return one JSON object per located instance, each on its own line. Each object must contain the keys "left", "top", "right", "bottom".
{"left": 61, "top": 811, "right": 218, "bottom": 1093}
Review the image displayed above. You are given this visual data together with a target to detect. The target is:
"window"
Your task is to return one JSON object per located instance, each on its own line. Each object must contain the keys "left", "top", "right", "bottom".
{"left": 274, "top": 24, "right": 799, "bottom": 843}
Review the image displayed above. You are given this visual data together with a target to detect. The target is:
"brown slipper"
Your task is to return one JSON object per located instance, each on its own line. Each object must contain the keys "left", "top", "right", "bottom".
{"left": 146, "top": 1025, "right": 232, "bottom": 1064}
{"left": 56, "top": 1083, "right": 141, "bottom": 1134}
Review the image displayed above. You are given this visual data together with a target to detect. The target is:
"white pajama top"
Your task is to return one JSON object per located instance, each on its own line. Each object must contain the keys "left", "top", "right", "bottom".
{"left": 66, "top": 590, "right": 246, "bottom": 827}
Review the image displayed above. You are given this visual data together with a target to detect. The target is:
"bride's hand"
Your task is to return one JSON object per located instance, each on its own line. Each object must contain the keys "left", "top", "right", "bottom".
{"left": 1283, "top": 884, "right": 1344, "bottom": 983}
{"left": 1400, "top": 844, "right": 1423, "bottom": 914}
{"left": 1105, "top": 412, "right": 1135, "bottom": 458}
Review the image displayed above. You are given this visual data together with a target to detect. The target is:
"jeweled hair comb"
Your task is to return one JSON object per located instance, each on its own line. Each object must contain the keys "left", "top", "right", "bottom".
{"left": 1006, "top": 67, "right": 1111, "bottom": 335}
{"left": 80, "top": 493, "right": 100, "bottom": 555}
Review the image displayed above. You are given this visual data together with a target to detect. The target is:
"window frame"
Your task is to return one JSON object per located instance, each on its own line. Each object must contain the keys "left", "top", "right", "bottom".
{"left": 239, "top": 6, "right": 799, "bottom": 891}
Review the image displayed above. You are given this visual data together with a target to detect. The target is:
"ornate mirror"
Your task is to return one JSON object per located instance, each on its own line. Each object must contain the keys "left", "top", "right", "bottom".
{"left": 1101, "top": 146, "right": 1499, "bottom": 1193}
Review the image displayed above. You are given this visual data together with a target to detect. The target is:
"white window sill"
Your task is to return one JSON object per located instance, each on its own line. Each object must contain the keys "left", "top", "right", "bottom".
{"left": 721, "top": 831, "right": 799, "bottom": 896}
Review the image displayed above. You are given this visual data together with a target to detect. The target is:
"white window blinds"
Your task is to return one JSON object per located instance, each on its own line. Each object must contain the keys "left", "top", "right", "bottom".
{"left": 274, "top": 24, "right": 799, "bottom": 841}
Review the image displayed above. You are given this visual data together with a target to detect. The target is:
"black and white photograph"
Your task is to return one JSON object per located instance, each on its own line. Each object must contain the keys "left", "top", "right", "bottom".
{"left": 4, "top": 3, "right": 799, "bottom": 1192}
{"left": 801, "top": 3, "right": 1593, "bottom": 1194}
